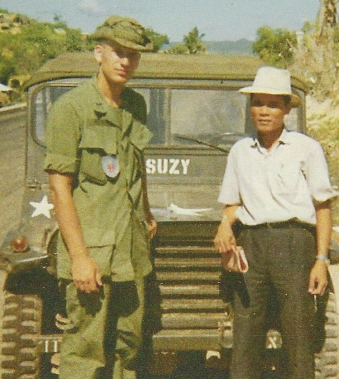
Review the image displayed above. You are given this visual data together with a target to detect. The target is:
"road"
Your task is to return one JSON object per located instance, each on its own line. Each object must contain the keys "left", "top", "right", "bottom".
{"left": 0, "top": 107, "right": 26, "bottom": 245}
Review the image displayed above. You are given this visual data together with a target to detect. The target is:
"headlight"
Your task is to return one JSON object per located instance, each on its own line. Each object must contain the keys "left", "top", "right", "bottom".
{"left": 10, "top": 235, "right": 28, "bottom": 252}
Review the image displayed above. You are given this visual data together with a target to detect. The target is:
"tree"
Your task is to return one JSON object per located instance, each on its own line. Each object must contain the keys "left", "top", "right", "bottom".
{"left": 64, "top": 28, "right": 87, "bottom": 52}
{"left": 253, "top": 27, "right": 297, "bottom": 68}
{"left": 165, "top": 26, "right": 206, "bottom": 54}
{"left": 184, "top": 27, "right": 206, "bottom": 54}
{"left": 0, "top": 18, "right": 89, "bottom": 84}
{"left": 144, "top": 28, "right": 169, "bottom": 52}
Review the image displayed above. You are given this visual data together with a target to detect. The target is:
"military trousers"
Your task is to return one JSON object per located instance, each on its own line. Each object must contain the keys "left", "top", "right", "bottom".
{"left": 230, "top": 223, "right": 317, "bottom": 379}
{"left": 58, "top": 276, "right": 145, "bottom": 379}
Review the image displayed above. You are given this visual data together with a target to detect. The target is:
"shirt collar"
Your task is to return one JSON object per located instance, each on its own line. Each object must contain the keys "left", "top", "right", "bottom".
{"left": 251, "top": 127, "right": 291, "bottom": 148}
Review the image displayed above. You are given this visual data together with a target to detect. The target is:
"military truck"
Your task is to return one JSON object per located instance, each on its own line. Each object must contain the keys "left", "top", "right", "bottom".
{"left": 0, "top": 52, "right": 339, "bottom": 379}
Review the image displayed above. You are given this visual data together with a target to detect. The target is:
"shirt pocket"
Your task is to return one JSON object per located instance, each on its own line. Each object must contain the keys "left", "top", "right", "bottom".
{"left": 79, "top": 125, "right": 118, "bottom": 185}
{"left": 274, "top": 162, "right": 303, "bottom": 200}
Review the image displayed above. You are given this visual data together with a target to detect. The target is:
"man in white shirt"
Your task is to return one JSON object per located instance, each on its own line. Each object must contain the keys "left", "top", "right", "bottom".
{"left": 214, "top": 66, "right": 337, "bottom": 379}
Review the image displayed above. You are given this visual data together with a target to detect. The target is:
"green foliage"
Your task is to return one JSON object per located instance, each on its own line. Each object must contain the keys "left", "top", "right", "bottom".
{"left": 64, "top": 28, "right": 88, "bottom": 52}
{"left": 253, "top": 26, "right": 297, "bottom": 67}
{"left": 165, "top": 43, "right": 189, "bottom": 54}
{"left": 0, "top": 9, "right": 170, "bottom": 90}
{"left": 144, "top": 28, "right": 169, "bottom": 52}
{"left": 0, "top": 14, "right": 90, "bottom": 86}
{"left": 165, "top": 26, "right": 206, "bottom": 54}
{"left": 184, "top": 27, "right": 206, "bottom": 54}
{"left": 0, "top": 56, "right": 16, "bottom": 84}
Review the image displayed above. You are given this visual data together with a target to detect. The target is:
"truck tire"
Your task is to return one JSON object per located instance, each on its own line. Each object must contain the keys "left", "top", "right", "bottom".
{"left": 314, "top": 265, "right": 339, "bottom": 379}
{"left": 0, "top": 292, "right": 42, "bottom": 379}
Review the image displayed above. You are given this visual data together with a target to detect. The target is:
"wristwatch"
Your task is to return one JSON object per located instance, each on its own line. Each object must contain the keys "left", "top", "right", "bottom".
{"left": 316, "top": 253, "right": 330, "bottom": 266}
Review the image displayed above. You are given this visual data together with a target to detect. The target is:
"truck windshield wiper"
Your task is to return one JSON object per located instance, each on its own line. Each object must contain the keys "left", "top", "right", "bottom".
{"left": 174, "top": 134, "right": 230, "bottom": 153}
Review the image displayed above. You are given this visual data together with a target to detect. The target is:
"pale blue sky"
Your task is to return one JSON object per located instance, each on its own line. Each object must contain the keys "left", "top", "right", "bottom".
{"left": 0, "top": 0, "right": 322, "bottom": 42}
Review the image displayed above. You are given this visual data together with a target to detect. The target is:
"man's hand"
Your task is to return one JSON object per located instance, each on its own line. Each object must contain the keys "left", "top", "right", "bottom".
{"left": 308, "top": 260, "right": 328, "bottom": 296}
{"left": 148, "top": 218, "right": 157, "bottom": 239}
{"left": 214, "top": 221, "right": 237, "bottom": 254}
{"left": 72, "top": 255, "right": 102, "bottom": 294}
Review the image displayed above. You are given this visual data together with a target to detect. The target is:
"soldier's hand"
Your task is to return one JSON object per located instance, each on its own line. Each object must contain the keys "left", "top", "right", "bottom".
{"left": 72, "top": 255, "right": 102, "bottom": 293}
{"left": 147, "top": 218, "right": 158, "bottom": 238}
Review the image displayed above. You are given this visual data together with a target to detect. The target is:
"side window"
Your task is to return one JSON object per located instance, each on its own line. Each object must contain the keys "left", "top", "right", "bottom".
{"left": 33, "top": 86, "right": 73, "bottom": 145}
{"left": 135, "top": 88, "right": 168, "bottom": 145}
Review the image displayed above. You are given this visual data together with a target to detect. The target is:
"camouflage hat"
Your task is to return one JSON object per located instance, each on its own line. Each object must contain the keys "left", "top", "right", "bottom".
{"left": 91, "top": 15, "right": 153, "bottom": 52}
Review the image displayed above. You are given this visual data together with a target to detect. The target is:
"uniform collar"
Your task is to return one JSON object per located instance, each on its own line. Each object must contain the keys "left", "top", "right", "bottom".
{"left": 91, "top": 76, "right": 130, "bottom": 118}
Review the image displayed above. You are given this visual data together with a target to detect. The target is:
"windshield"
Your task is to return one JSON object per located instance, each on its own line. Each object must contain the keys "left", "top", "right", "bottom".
{"left": 32, "top": 81, "right": 304, "bottom": 147}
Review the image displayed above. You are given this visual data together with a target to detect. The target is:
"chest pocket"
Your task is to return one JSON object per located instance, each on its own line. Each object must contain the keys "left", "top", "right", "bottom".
{"left": 274, "top": 160, "right": 305, "bottom": 199}
{"left": 79, "top": 124, "right": 119, "bottom": 185}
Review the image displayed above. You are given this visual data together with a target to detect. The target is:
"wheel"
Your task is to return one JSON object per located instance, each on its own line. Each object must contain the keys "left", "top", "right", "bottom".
{"left": 0, "top": 293, "right": 42, "bottom": 379}
{"left": 314, "top": 264, "right": 339, "bottom": 379}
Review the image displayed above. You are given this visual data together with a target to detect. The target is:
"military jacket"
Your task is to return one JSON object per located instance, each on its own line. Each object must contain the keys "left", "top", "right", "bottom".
{"left": 44, "top": 78, "right": 153, "bottom": 281}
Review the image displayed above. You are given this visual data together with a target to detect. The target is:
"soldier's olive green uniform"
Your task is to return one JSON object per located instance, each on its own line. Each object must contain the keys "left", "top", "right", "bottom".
{"left": 44, "top": 78, "right": 153, "bottom": 379}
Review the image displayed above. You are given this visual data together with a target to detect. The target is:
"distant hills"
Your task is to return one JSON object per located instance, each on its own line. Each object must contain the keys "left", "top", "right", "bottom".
{"left": 205, "top": 39, "right": 253, "bottom": 55}
{"left": 161, "top": 39, "right": 254, "bottom": 55}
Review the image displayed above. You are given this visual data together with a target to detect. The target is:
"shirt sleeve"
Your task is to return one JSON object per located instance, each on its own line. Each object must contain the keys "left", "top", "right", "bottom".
{"left": 218, "top": 146, "right": 241, "bottom": 205}
{"left": 44, "top": 98, "right": 81, "bottom": 175}
{"left": 304, "top": 139, "right": 338, "bottom": 203}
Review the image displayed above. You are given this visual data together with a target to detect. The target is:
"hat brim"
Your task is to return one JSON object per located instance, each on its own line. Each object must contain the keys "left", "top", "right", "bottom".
{"left": 91, "top": 30, "right": 153, "bottom": 52}
{"left": 113, "top": 36, "right": 153, "bottom": 52}
{"left": 240, "top": 86, "right": 301, "bottom": 108}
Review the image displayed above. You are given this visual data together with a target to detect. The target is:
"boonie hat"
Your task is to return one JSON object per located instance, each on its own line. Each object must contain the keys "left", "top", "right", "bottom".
{"left": 239, "top": 66, "right": 301, "bottom": 107}
{"left": 91, "top": 15, "right": 153, "bottom": 52}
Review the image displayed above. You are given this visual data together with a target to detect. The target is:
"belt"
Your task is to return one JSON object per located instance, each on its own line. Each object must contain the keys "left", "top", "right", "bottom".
{"left": 240, "top": 220, "right": 315, "bottom": 232}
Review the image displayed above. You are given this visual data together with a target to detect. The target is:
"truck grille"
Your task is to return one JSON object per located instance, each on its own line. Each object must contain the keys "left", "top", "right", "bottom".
{"left": 151, "top": 244, "right": 230, "bottom": 351}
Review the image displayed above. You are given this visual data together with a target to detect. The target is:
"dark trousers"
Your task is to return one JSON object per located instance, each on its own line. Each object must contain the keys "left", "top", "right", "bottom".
{"left": 230, "top": 224, "right": 316, "bottom": 379}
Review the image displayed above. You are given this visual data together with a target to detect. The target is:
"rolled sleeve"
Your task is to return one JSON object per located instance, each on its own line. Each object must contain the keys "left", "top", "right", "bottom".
{"left": 44, "top": 153, "right": 80, "bottom": 174}
{"left": 43, "top": 97, "right": 81, "bottom": 175}
{"left": 305, "top": 140, "right": 338, "bottom": 204}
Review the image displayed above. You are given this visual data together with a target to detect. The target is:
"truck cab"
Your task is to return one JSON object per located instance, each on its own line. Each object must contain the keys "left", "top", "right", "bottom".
{"left": 0, "top": 52, "right": 338, "bottom": 379}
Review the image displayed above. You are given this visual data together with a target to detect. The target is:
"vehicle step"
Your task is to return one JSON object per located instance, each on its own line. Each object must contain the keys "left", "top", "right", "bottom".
{"left": 156, "top": 271, "right": 220, "bottom": 282}
{"left": 154, "top": 257, "right": 221, "bottom": 269}
{"left": 152, "top": 328, "right": 225, "bottom": 351}
{"left": 161, "top": 298, "right": 224, "bottom": 312}
{"left": 155, "top": 246, "right": 217, "bottom": 256}
{"left": 161, "top": 312, "right": 227, "bottom": 329}
{"left": 160, "top": 284, "right": 220, "bottom": 297}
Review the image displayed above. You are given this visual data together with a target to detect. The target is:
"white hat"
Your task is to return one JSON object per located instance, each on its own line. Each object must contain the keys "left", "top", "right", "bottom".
{"left": 239, "top": 66, "right": 301, "bottom": 108}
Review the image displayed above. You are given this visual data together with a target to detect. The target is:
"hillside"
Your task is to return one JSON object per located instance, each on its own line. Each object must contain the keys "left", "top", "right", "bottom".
{"left": 205, "top": 39, "right": 253, "bottom": 55}
{"left": 161, "top": 39, "right": 253, "bottom": 55}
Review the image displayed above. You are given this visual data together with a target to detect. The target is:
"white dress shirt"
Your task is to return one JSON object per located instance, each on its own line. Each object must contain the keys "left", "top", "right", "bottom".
{"left": 218, "top": 129, "right": 337, "bottom": 225}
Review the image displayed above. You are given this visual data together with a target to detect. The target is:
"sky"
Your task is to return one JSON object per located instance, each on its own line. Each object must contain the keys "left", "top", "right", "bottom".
{"left": 0, "top": 0, "right": 322, "bottom": 42}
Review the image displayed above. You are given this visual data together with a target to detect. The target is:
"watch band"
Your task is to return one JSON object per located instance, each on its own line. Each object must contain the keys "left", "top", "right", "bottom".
{"left": 316, "top": 254, "right": 330, "bottom": 265}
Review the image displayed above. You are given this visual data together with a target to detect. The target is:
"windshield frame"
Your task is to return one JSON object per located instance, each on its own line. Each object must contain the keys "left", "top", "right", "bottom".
{"left": 28, "top": 77, "right": 306, "bottom": 149}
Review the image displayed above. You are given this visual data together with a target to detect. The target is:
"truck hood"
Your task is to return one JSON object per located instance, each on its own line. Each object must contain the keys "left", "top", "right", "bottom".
{"left": 148, "top": 184, "right": 223, "bottom": 222}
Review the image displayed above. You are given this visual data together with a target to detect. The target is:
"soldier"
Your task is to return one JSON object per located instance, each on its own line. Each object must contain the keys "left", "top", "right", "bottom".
{"left": 214, "top": 66, "right": 337, "bottom": 379}
{"left": 44, "top": 16, "right": 156, "bottom": 379}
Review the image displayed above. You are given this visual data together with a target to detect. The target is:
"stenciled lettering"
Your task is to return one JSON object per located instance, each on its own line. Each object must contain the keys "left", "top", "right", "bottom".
{"left": 146, "top": 158, "right": 190, "bottom": 175}
{"left": 181, "top": 159, "right": 190, "bottom": 175}
{"left": 146, "top": 158, "right": 156, "bottom": 174}
{"left": 169, "top": 159, "right": 180, "bottom": 175}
